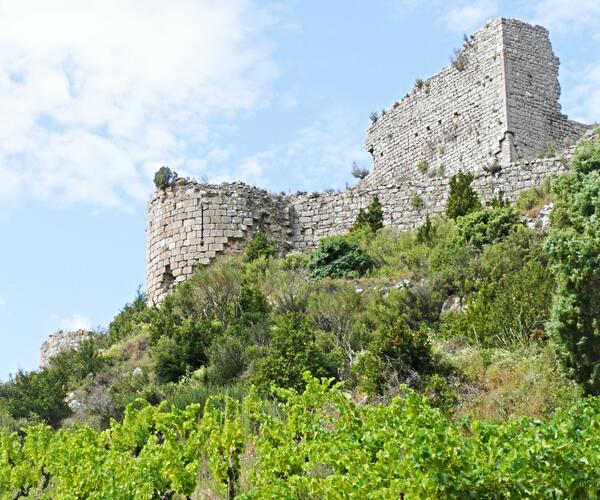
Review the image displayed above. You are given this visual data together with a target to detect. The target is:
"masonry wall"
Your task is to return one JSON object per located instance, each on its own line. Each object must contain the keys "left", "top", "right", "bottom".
{"left": 40, "top": 330, "right": 91, "bottom": 368}
{"left": 146, "top": 181, "right": 293, "bottom": 305}
{"left": 145, "top": 17, "right": 593, "bottom": 306}
{"left": 502, "top": 19, "right": 588, "bottom": 159}
{"left": 363, "top": 18, "right": 508, "bottom": 188}
{"left": 361, "top": 18, "right": 589, "bottom": 189}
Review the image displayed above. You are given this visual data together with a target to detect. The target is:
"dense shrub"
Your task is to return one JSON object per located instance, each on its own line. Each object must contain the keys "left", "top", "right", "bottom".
{"left": 446, "top": 171, "right": 481, "bottom": 219}
{"left": 545, "top": 148, "right": 600, "bottom": 394}
{"left": 456, "top": 206, "right": 523, "bottom": 249}
{"left": 571, "top": 129, "right": 600, "bottom": 174}
{"left": 252, "top": 314, "right": 330, "bottom": 392}
{"left": 153, "top": 166, "right": 178, "bottom": 189}
{"left": 152, "top": 315, "right": 221, "bottom": 383}
{"left": 245, "top": 230, "right": 277, "bottom": 262}
{"left": 352, "top": 194, "right": 383, "bottom": 233}
{"left": 308, "top": 236, "right": 373, "bottom": 280}
{"left": 0, "top": 369, "right": 71, "bottom": 428}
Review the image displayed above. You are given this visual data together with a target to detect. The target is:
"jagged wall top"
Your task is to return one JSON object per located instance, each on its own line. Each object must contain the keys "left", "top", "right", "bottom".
{"left": 362, "top": 18, "right": 588, "bottom": 188}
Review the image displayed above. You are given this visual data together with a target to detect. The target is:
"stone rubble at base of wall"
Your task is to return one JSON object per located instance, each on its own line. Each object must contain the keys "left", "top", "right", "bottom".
{"left": 40, "top": 329, "right": 91, "bottom": 369}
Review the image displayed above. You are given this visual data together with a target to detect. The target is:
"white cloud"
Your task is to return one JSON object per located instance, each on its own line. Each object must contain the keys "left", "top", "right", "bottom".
{"left": 531, "top": 0, "right": 600, "bottom": 33}
{"left": 218, "top": 112, "right": 371, "bottom": 193}
{"left": 59, "top": 313, "right": 92, "bottom": 332}
{"left": 439, "top": 0, "right": 498, "bottom": 35}
{"left": 0, "top": 0, "right": 277, "bottom": 211}
{"left": 0, "top": 296, "right": 6, "bottom": 307}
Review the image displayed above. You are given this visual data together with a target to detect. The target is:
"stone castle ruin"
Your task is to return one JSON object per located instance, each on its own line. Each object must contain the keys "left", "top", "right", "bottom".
{"left": 146, "top": 18, "right": 591, "bottom": 305}
{"left": 40, "top": 329, "right": 91, "bottom": 369}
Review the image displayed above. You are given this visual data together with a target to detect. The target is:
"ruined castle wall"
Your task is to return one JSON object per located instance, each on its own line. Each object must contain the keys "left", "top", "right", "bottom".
{"left": 362, "top": 18, "right": 589, "bottom": 189}
{"left": 502, "top": 19, "right": 589, "bottom": 159}
{"left": 40, "top": 330, "right": 91, "bottom": 368}
{"left": 145, "top": 18, "right": 593, "bottom": 306}
{"left": 363, "top": 18, "right": 508, "bottom": 188}
{"left": 146, "top": 181, "right": 293, "bottom": 305}
{"left": 289, "top": 148, "right": 576, "bottom": 252}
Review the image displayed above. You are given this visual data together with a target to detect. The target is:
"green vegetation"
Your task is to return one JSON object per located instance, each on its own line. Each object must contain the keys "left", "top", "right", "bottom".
{"left": 1, "top": 376, "right": 597, "bottom": 498}
{"left": 446, "top": 171, "right": 481, "bottom": 219}
{"left": 308, "top": 236, "right": 373, "bottom": 280}
{"left": 1, "top": 134, "right": 599, "bottom": 496}
{"left": 245, "top": 230, "right": 277, "bottom": 262}
{"left": 545, "top": 130, "right": 600, "bottom": 394}
{"left": 153, "top": 166, "right": 178, "bottom": 190}
{"left": 352, "top": 194, "right": 383, "bottom": 233}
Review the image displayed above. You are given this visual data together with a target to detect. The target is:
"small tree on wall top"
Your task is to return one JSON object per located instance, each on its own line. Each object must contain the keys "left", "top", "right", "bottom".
{"left": 154, "top": 166, "right": 179, "bottom": 190}
{"left": 445, "top": 171, "right": 481, "bottom": 219}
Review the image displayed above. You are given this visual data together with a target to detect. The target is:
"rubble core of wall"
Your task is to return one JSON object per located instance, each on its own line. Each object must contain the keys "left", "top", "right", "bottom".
{"left": 40, "top": 329, "right": 91, "bottom": 368}
{"left": 146, "top": 181, "right": 293, "bottom": 305}
{"left": 361, "top": 18, "right": 588, "bottom": 189}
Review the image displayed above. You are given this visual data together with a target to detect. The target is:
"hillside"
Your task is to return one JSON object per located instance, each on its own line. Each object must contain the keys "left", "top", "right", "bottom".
{"left": 0, "top": 130, "right": 599, "bottom": 498}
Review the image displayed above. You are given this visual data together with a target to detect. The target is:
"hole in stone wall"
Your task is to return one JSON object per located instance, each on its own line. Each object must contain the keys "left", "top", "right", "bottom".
{"left": 415, "top": 132, "right": 419, "bottom": 137}
{"left": 438, "top": 119, "right": 442, "bottom": 125}
{"left": 454, "top": 111, "right": 460, "bottom": 117}
{"left": 161, "top": 264, "right": 174, "bottom": 291}
{"left": 426, "top": 126, "right": 431, "bottom": 131}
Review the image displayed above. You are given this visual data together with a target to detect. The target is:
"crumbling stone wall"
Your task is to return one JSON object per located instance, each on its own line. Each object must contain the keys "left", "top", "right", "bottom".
{"left": 361, "top": 18, "right": 588, "bottom": 189}
{"left": 40, "top": 329, "right": 91, "bottom": 369}
{"left": 145, "top": 17, "right": 593, "bottom": 306}
{"left": 146, "top": 181, "right": 293, "bottom": 305}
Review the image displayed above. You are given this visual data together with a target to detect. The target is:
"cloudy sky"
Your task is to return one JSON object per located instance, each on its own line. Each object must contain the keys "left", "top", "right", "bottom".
{"left": 0, "top": 0, "right": 598, "bottom": 379}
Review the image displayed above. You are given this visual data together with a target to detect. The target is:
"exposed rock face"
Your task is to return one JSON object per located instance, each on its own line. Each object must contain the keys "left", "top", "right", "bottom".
{"left": 145, "top": 18, "right": 592, "bottom": 306}
{"left": 526, "top": 203, "right": 554, "bottom": 232}
{"left": 40, "top": 329, "right": 91, "bottom": 369}
{"left": 441, "top": 295, "right": 466, "bottom": 314}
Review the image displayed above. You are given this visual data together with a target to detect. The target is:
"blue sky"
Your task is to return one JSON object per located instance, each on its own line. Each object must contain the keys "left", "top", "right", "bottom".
{"left": 0, "top": 0, "right": 599, "bottom": 380}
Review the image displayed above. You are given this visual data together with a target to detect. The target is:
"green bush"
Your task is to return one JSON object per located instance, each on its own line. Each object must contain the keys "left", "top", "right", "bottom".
{"left": 0, "top": 369, "right": 71, "bottom": 428}
{"left": 446, "top": 171, "right": 481, "bottom": 219}
{"left": 545, "top": 161, "right": 600, "bottom": 394}
{"left": 456, "top": 206, "right": 523, "bottom": 250}
{"left": 352, "top": 194, "right": 383, "bottom": 234}
{"left": 152, "top": 315, "right": 221, "bottom": 383}
{"left": 442, "top": 258, "right": 553, "bottom": 348}
{"left": 245, "top": 230, "right": 277, "bottom": 262}
{"left": 308, "top": 236, "right": 373, "bottom": 280}
{"left": 252, "top": 314, "right": 330, "bottom": 392}
{"left": 410, "top": 194, "right": 424, "bottom": 209}
{"left": 153, "top": 166, "right": 178, "bottom": 190}
{"left": 106, "top": 291, "right": 157, "bottom": 345}
{"left": 572, "top": 129, "right": 600, "bottom": 174}
{"left": 515, "top": 177, "right": 553, "bottom": 213}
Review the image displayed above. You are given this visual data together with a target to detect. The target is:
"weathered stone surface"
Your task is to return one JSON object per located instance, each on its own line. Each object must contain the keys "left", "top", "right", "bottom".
{"left": 441, "top": 295, "right": 466, "bottom": 314}
{"left": 40, "top": 329, "right": 91, "bottom": 368}
{"left": 145, "top": 18, "right": 593, "bottom": 306}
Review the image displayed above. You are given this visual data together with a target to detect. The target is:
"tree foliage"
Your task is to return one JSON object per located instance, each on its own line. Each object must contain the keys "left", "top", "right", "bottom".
{"left": 545, "top": 133, "right": 600, "bottom": 394}
{"left": 308, "top": 236, "right": 373, "bottom": 280}
{"left": 153, "top": 166, "right": 178, "bottom": 190}
{"left": 446, "top": 171, "right": 481, "bottom": 219}
{"left": 352, "top": 195, "right": 384, "bottom": 233}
